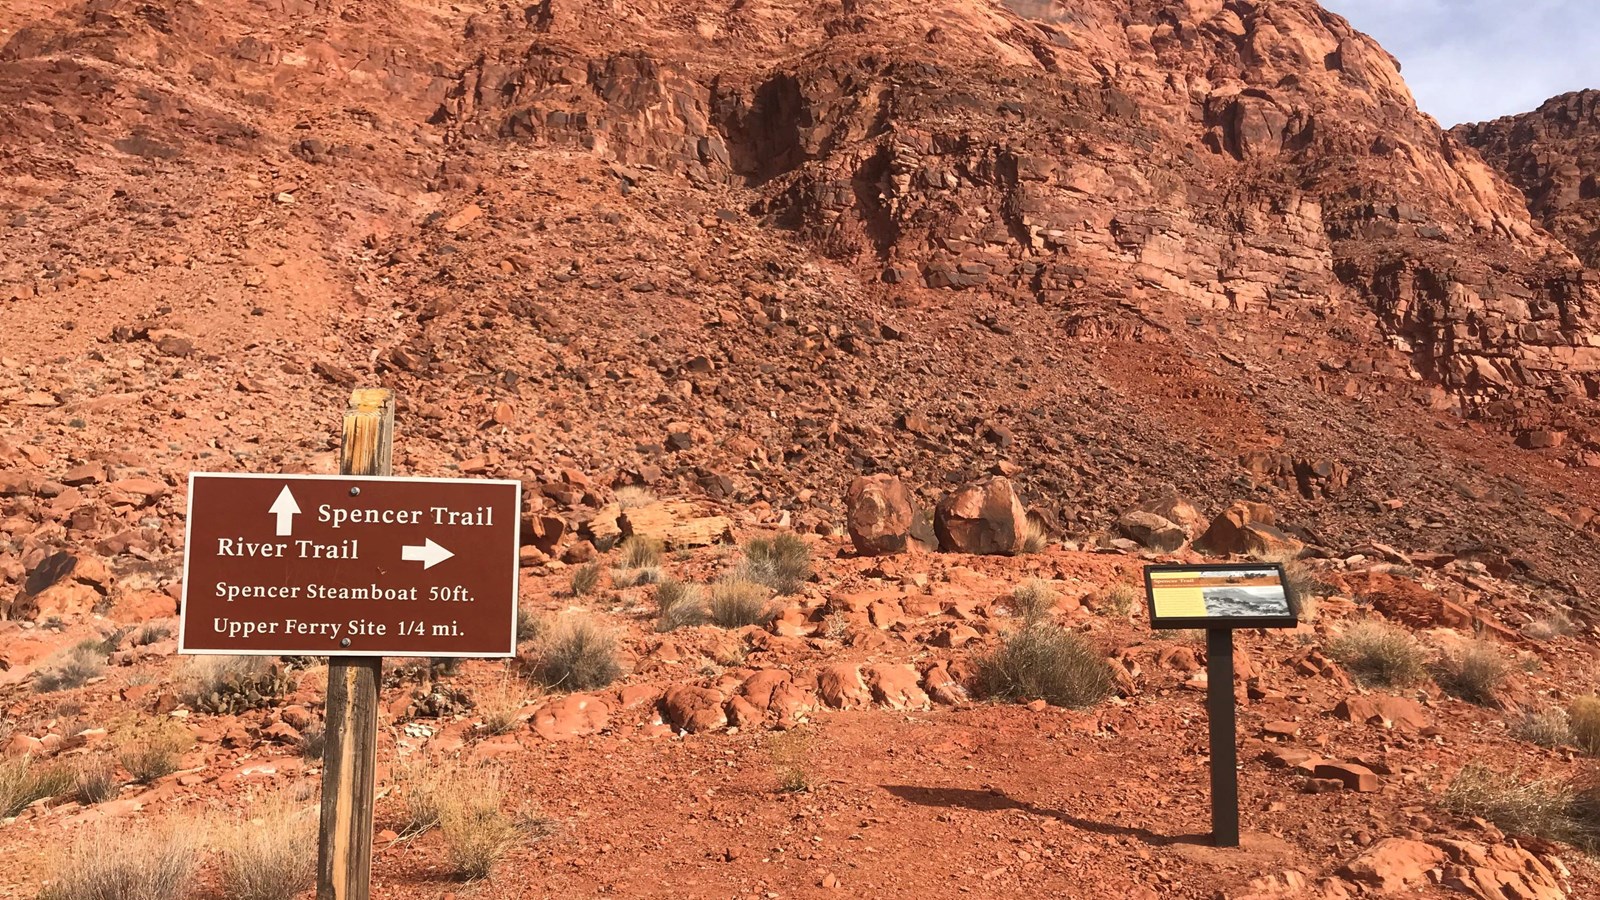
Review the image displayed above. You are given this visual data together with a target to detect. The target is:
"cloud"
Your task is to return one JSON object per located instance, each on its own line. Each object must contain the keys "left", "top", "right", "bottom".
{"left": 1320, "top": 0, "right": 1600, "bottom": 125}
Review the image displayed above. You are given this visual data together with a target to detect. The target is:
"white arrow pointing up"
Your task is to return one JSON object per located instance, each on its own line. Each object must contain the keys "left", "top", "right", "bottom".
{"left": 401, "top": 538, "right": 454, "bottom": 570}
{"left": 269, "top": 486, "right": 301, "bottom": 537}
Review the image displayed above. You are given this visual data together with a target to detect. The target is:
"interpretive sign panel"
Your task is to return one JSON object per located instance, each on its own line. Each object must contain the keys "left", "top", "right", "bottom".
{"left": 179, "top": 473, "right": 521, "bottom": 657}
{"left": 1144, "top": 563, "right": 1297, "bottom": 630}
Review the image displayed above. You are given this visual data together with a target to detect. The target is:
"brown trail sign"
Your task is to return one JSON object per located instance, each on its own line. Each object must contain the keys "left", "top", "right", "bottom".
{"left": 177, "top": 388, "right": 521, "bottom": 900}
{"left": 179, "top": 472, "right": 521, "bottom": 657}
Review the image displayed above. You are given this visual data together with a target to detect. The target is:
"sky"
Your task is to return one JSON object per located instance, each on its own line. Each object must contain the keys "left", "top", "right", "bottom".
{"left": 1319, "top": 0, "right": 1600, "bottom": 126}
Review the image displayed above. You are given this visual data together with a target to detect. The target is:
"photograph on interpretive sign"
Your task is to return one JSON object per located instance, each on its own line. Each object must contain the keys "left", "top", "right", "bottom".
{"left": 1144, "top": 564, "right": 1297, "bottom": 630}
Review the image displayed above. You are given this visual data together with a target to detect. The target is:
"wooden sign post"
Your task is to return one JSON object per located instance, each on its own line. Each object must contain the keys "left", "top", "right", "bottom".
{"left": 1144, "top": 563, "right": 1299, "bottom": 848}
{"left": 178, "top": 388, "right": 523, "bottom": 899}
{"left": 318, "top": 388, "right": 391, "bottom": 900}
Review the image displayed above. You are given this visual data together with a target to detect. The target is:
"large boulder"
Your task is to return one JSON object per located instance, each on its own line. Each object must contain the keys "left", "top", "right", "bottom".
{"left": 845, "top": 474, "right": 919, "bottom": 555}
{"left": 1136, "top": 492, "right": 1204, "bottom": 537}
{"left": 1193, "top": 501, "right": 1301, "bottom": 556}
{"left": 934, "top": 476, "right": 1027, "bottom": 555}
{"left": 1117, "top": 510, "right": 1187, "bottom": 552}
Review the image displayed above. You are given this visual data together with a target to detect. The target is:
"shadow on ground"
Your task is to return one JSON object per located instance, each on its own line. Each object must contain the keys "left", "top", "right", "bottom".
{"left": 881, "top": 784, "right": 1211, "bottom": 848}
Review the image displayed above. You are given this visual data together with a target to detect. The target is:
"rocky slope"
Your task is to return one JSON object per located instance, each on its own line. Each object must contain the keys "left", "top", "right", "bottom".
{"left": 1456, "top": 90, "right": 1600, "bottom": 269}
{"left": 4, "top": 1, "right": 1600, "bottom": 896}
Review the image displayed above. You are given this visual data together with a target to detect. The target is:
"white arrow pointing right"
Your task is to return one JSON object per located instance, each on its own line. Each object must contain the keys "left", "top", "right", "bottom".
{"left": 401, "top": 538, "right": 454, "bottom": 570}
{"left": 269, "top": 486, "right": 301, "bottom": 537}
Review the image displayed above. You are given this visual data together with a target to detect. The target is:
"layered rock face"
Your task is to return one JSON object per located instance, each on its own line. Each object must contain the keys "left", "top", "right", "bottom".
{"left": 1456, "top": 90, "right": 1600, "bottom": 269}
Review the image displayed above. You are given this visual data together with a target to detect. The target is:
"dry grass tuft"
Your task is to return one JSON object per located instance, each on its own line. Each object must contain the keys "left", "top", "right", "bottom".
{"left": 1525, "top": 610, "right": 1576, "bottom": 641}
{"left": 37, "top": 822, "right": 198, "bottom": 900}
{"left": 1018, "top": 519, "right": 1050, "bottom": 554}
{"left": 1571, "top": 696, "right": 1600, "bottom": 756}
{"left": 216, "top": 794, "right": 316, "bottom": 900}
{"left": 133, "top": 623, "right": 173, "bottom": 647}
{"left": 975, "top": 622, "right": 1116, "bottom": 710}
{"left": 1097, "top": 583, "right": 1141, "bottom": 618}
{"left": 34, "top": 645, "right": 106, "bottom": 693}
{"left": 438, "top": 770, "right": 518, "bottom": 881}
{"left": 73, "top": 758, "right": 119, "bottom": 805}
{"left": 1327, "top": 622, "right": 1428, "bottom": 689}
{"left": 1005, "top": 579, "right": 1057, "bottom": 623}
{"left": 614, "top": 486, "right": 656, "bottom": 510}
{"left": 476, "top": 676, "right": 526, "bottom": 736}
{"left": 117, "top": 720, "right": 192, "bottom": 785}
{"left": 1442, "top": 763, "right": 1600, "bottom": 850}
{"left": 1515, "top": 707, "right": 1573, "bottom": 749}
{"left": 526, "top": 617, "right": 621, "bottom": 691}
{"left": 738, "top": 533, "right": 811, "bottom": 595}
{"left": 1, "top": 755, "right": 72, "bottom": 817}
{"left": 709, "top": 577, "right": 777, "bottom": 628}
{"left": 568, "top": 562, "right": 603, "bottom": 597}
{"left": 1434, "top": 640, "right": 1510, "bottom": 705}
{"left": 516, "top": 607, "right": 544, "bottom": 644}
{"left": 654, "top": 579, "right": 708, "bottom": 632}
{"left": 611, "top": 566, "right": 661, "bottom": 588}
{"left": 618, "top": 535, "right": 664, "bottom": 570}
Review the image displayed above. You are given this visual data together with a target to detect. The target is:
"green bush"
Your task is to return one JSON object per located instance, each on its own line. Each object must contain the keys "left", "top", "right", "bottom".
{"left": 975, "top": 622, "right": 1116, "bottom": 709}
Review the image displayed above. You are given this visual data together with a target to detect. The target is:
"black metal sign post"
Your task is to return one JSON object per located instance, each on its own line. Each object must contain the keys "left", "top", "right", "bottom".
{"left": 1145, "top": 562, "right": 1299, "bottom": 849}
{"left": 1206, "top": 627, "right": 1240, "bottom": 847}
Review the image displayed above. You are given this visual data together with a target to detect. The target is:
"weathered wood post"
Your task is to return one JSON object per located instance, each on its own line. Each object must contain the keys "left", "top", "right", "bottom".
{"left": 317, "top": 388, "right": 392, "bottom": 900}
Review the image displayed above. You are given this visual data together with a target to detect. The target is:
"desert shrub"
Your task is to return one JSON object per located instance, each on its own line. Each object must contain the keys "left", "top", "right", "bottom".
{"left": 515, "top": 607, "right": 543, "bottom": 644}
{"left": 709, "top": 577, "right": 777, "bottom": 628}
{"left": 614, "top": 486, "right": 656, "bottom": 510}
{"left": 476, "top": 677, "right": 524, "bottom": 736}
{"left": 1097, "top": 583, "right": 1141, "bottom": 617}
{"left": 975, "top": 622, "right": 1116, "bottom": 710}
{"left": 1571, "top": 696, "right": 1600, "bottom": 756}
{"left": 118, "top": 721, "right": 193, "bottom": 784}
{"left": 618, "top": 535, "right": 663, "bottom": 570}
{"left": 37, "top": 823, "right": 197, "bottom": 900}
{"left": 73, "top": 759, "right": 119, "bottom": 805}
{"left": 611, "top": 566, "right": 661, "bottom": 588}
{"left": 1515, "top": 707, "right": 1573, "bottom": 749}
{"left": 1327, "top": 622, "right": 1428, "bottom": 688}
{"left": 819, "top": 610, "right": 852, "bottom": 642}
{"left": 1525, "top": 611, "right": 1575, "bottom": 641}
{"left": 394, "top": 759, "right": 449, "bottom": 837}
{"left": 134, "top": 623, "right": 173, "bottom": 647}
{"left": 654, "top": 579, "right": 707, "bottom": 632}
{"left": 299, "top": 726, "right": 325, "bottom": 761}
{"left": 1435, "top": 640, "right": 1510, "bottom": 705}
{"left": 738, "top": 533, "right": 811, "bottom": 594}
{"left": 526, "top": 617, "right": 621, "bottom": 691}
{"left": 182, "top": 656, "right": 293, "bottom": 714}
{"left": 1442, "top": 763, "right": 1600, "bottom": 850}
{"left": 1, "top": 755, "right": 72, "bottom": 817}
{"left": 568, "top": 562, "right": 602, "bottom": 597}
{"left": 1019, "top": 519, "right": 1049, "bottom": 555}
{"left": 34, "top": 645, "right": 106, "bottom": 693}
{"left": 216, "top": 795, "right": 316, "bottom": 900}
{"left": 1006, "top": 579, "right": 1057, "bottom": 623}
{"left": 439, "top": 770, "right": 518, "bottom": 880}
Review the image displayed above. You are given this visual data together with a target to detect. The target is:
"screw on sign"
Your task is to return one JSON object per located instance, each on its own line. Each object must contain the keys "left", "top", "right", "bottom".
{"left": 179, "top": 473, "right": 521, "bottom": 657}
